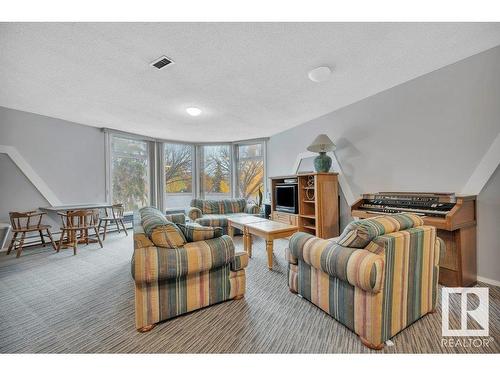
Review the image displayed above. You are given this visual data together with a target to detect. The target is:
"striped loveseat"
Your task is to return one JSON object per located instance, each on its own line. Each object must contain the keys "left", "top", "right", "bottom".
{"left": 287, "top": 213, "right": 444, "bottom": 349}
{"left": 132, "top": 207, "right": 248, "bottom": 332}
{"left": 187, "top": 198, "right": 260, "bottom": 235}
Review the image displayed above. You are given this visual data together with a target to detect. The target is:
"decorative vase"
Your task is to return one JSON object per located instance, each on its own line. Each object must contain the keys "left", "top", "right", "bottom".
{"left": 314, "top": 152, "right": 332, "bottom": 173}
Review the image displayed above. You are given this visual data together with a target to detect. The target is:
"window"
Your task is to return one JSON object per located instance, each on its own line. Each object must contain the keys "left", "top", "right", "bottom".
{"left": 200, "top": 145, "right": 231, "bottom": 200}
{"left": 236, "top": 143, "right": 264, "bottom": 204}
{"left": 105, "top": 131, "right": 266, "bottom": 211}
{"left": 110, "top": 135, "right": 150, "bottom": 212}
{"left": 164, "top": 143, "right": 194, "bottom": 209}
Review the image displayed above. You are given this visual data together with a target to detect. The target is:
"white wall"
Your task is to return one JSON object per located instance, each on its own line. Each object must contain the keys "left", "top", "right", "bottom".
{"left": 268, "top": 46, "right": 500, "bottom": 282}
{"left": 0, "top": 106, "right": 105, "bottom": 230}
{"left": 477, "top": 165, "right": 500, "bottom": 283}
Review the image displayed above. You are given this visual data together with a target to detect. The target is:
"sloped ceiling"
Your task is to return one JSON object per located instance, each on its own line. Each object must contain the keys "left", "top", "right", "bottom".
{"left": 1, "top": 22, "right": 500, "bottom": 142}
{"left": 267, "top": 46, "right": 500, "bottom": 197}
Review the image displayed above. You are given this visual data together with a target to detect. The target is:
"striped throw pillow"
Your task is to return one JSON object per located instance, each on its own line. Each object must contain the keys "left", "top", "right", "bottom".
{"left": 149, "top": 224, "right": 187, "bottom": 248}
{"left": 337, "top": 213, "right": 424, "bottom": 248}
{"left": 139, "top": 206, "right": 187, "bottom": 248}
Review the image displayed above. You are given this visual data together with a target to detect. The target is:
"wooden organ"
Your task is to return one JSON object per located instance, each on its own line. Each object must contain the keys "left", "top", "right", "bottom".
{"left": 351, "top": 192, "right": 477, "bottom": 287}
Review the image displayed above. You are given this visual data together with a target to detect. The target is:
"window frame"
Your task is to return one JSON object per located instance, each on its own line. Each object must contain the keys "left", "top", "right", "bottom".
{"left": 197, "top": 143, "right": 233, "bottom": 200}
{"left": 160, "top": 141, "right": 196, "bottom": 211}
{"left": 105, "top": 131, "right": 155, "bottom": 213}
{"left": 104, "top": 128, "right": 267, "bottom": 212}
{"left": 233, "top": 140, "right": 267, "bottom": 203}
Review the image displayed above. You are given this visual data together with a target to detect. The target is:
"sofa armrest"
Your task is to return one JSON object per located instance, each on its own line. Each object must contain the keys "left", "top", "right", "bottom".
{"left": 231, "top": 251, "right": 249, "bottom": 271}
{"left": 285, "top": 248, "right": 298, "bottom": 265}
{"left": 177, "top": 223, "right": 223, "bottom": 242}
{"left": 187, "top": 207, "right": 203, "bottom": 221}
{"left": 134, "top": 232, "right": 154, "bottom": 249}
{"left": 244, "top": 204, "right": 260, "bottom": 214}
{"left": 165, "top": 213, "right": 186, "bottom": 224}
{"left": 132, "top": 235, "right": 235, "bottom": 283}
{"left": 289, "top": 232, "right": 384, "bottom": 293}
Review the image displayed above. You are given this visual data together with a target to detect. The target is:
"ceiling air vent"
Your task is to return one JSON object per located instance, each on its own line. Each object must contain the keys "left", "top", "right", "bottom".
{"left": 150, "top": 56, "right": 174, "bottom": 70}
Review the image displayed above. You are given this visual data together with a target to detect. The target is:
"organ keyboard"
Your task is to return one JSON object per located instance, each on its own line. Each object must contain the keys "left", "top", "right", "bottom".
{"left": 351, "top": 192, "right": 477, "bottom": 287}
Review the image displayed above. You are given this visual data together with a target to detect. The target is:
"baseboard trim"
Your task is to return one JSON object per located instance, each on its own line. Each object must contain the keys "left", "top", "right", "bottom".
{"left": 477, "top": 276, "right": 500, "bottom": 287}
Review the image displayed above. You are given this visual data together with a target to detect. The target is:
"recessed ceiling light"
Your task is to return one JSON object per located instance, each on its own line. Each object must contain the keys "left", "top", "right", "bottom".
{"left": 186, "top": 107, "right": 202, "bottom": 117}
{"left": 308, "top": 66, "right": 332, "bottom": 83}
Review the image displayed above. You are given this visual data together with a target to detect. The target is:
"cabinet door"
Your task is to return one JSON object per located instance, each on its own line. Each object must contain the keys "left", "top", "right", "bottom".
{"left": 272, "top": 212, "right": 296, "bottom": 225}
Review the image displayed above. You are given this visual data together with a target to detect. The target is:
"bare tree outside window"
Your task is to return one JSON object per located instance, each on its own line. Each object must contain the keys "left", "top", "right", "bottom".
{"left": 164, "top": 143, "right": 193, "bottom": 208}
{"left": 164, "top": 144, "right": 192, "bottom": 193}
{"left": 201, "top": 145, "right": 231, "bottom": 198}
{"left": 109, "top": 138, "right": 265, "bottom": 211}
{"left": 237, "top": 143, "right": 264, "bottom": 203}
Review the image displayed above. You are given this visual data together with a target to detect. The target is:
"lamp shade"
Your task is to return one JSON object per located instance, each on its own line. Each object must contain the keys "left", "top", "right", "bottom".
{"left": 306, "top": 134, "right": 336, "bottom": 153}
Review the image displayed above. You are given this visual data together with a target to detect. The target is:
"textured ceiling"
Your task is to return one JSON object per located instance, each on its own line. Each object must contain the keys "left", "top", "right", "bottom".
{"left": 1, "top": 22, "right": 500, "bottom": 142}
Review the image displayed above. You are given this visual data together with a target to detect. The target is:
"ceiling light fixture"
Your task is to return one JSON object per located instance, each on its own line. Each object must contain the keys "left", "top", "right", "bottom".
{"left": 186, "top": 107, "right": 202, "bottom": 117}
{"left": 308, "top": 66, "right": 332, "bottom": 83}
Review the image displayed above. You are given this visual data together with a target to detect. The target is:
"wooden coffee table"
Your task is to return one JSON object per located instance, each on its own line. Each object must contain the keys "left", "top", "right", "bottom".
{"left": 227, "top": 215, "right": 268, "bottom": 254}
{"left": 245, "top": 220, "right": 298, "bottom": 270}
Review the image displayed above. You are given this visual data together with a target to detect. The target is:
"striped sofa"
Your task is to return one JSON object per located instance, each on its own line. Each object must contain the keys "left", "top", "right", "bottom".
{"left": 287, "top": 213, "right": 444, "bottom": 349}
{"left": 132, "top": 207, "right": 248, "bottom": 332}
{"left": 187, "top": 198, "right": 260, "bottom": 235}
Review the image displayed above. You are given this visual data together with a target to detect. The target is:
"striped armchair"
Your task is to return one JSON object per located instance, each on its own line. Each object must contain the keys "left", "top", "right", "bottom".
{"left": 187, "top": 198, "right": 260, "bottom": 235}
{"left": 132, "top": 207, "right": 247, "bottom": 332}
{"left": 287, "top": 214, "right": 444, "bottom": 349}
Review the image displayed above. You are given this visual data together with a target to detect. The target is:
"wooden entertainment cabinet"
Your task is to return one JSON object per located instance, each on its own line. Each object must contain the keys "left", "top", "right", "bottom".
{"left": 269, "top": 173, "right": 339, "bottom": 239}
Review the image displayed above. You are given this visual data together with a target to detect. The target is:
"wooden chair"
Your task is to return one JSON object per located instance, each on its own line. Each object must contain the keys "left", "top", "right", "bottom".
{"left": 7, "top": 211, "right": 56, "bottom": 258}
{"left": 98, "top": 204, "right": 128, "bottom": 240}
{"left": 57, "top": 209, "right": 103, "bottom": 255}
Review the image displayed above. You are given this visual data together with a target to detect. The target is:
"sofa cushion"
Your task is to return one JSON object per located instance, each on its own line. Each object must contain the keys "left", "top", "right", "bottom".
{"left": 139, "top": 206, "right": 186, "bottom": 248}
{"left": 177, "top": 222, "right": 223, "bottom": 242}
{"left": 190, "top": 198, "right": 246, "bottom": 214}
{"left": 139, "top": 206, "right": 168, "bottom": 235}
{"left": 336, "top": 213, "right": 424, "bottom": 249}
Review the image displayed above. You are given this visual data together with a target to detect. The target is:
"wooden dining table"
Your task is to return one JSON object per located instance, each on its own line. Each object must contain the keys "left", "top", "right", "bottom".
{"left": 40, "top": 203, "right": 112, "bottom": 247}
{"left": 40, "top": 203, "right": 113, "bottom": 213}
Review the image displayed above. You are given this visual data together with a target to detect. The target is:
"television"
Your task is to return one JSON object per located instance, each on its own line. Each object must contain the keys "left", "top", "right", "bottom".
{"left": 275, "top": 184, "right": 298, "bottom": 214}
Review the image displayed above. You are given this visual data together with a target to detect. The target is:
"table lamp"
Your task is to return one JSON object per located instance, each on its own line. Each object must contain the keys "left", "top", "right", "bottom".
{"left": 306, "top": 134, "right": 336, "bottom": 172}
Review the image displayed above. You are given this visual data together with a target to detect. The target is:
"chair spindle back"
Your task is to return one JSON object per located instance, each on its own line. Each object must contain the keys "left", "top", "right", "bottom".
{"left": 112, "top": 204, "right": 125, "bottom": 218}
{"left": 9, "top": 211, "right": 43, "bottom": 230}
{"left": 58, "top": 209, "right": 100, "bottom": 229}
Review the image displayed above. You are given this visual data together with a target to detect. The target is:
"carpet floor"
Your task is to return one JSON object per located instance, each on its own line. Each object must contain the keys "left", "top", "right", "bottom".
{"left": 0, "top": 233, "right": 498, "bottom": 354}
